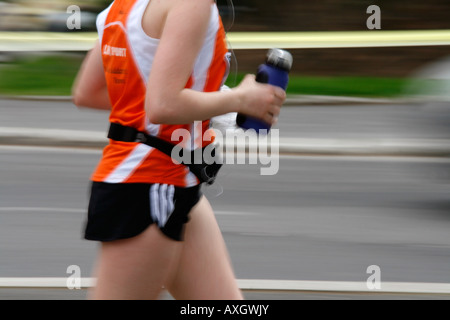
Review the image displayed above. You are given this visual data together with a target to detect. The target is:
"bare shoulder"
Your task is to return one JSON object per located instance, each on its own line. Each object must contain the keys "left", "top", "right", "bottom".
{"left": 166, "top": 0, "right": 214, "bottom": 13}
{"left": 143, "top": 0, "right": 214, "bottom": 38}
{"left": 168, "top": 0, "right": 214, "bottom": 7}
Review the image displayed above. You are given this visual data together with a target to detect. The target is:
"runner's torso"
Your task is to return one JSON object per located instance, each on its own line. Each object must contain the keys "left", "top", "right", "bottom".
{"left": 92, "top": 0, "right": 229, "bottom": 187}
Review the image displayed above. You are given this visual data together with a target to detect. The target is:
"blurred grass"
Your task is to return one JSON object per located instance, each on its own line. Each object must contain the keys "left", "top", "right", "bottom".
{"left": 0, "top": 54, "right": 83, "bottom": 96}
{"left": 0, "top": 54, "right": 410, "bottom": 97}
{"left": 226, "top": 74, "right": 409, "bottom": 98}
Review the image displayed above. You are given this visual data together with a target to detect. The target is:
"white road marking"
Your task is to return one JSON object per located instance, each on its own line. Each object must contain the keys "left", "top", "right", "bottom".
{"left": 0, "top": 278, "right": 449, "bottom": 294}
{"left": 237, "top": 279, "right": 450, "bottom": 294}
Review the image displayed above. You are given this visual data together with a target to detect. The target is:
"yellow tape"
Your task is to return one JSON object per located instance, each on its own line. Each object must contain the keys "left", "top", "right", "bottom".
{"left": 226, "top": 30, "right": 450, "bottom": 49}
{"left": 1, "top": 30, "right": 450, "bottom": 51}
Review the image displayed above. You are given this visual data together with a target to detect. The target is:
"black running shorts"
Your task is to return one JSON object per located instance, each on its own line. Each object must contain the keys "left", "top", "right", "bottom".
{"left": 84, "top": 182, "right": 202, "bottom": 242}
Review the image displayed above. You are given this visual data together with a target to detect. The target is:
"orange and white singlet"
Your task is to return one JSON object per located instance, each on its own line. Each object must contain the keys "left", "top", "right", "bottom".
{"left": 91, "top": 0, "right": 229, "bottom": 187}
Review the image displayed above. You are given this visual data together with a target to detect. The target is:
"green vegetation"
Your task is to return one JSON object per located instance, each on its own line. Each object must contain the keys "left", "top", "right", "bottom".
{"left": 226, "top": 74, "right": 409, "bottom": 98}
{"left": 0, "top": 54, "right": 83, "bottom": 96}
{"left": 0, "top": 54, "right": 411, "bottom": 98}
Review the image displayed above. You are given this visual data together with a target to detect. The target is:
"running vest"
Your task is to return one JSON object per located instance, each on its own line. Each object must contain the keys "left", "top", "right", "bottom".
{"left": 91, "top": 0, "right": 229, "bottom": 187}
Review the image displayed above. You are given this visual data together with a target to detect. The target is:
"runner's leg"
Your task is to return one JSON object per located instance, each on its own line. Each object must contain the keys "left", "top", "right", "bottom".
{"left": 89, "top": 224, "right": 182, "bottom": 300}
{"left": 165, "top": 196, "right": 243, "bottom": 300}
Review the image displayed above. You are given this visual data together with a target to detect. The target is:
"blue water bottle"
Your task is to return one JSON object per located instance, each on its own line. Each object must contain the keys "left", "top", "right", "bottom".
{"left": 236, "top": 48, "right": 293, "bottom": 133}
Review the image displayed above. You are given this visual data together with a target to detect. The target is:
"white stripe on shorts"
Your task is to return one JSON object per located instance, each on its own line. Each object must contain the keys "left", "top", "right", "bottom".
{"left": 150, "top": 184, "right": 176, "bottom": 228}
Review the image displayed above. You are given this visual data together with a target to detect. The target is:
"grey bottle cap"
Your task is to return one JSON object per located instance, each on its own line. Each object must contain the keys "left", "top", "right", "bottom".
{"left": 266, "top": 48, "right": 293, "bottom": 72}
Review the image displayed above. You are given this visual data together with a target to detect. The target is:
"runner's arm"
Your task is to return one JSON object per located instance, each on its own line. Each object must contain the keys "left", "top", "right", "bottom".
{"left": 72, "top": 40, "right": 112, "bottom": 110}
{"left": 145, "top": 0, "right": 285, "bottom": 125}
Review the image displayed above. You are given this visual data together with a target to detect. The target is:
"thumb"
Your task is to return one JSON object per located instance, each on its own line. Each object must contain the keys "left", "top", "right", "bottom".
{"left": 242, "top": 74, "right": 256, "bottom": 83}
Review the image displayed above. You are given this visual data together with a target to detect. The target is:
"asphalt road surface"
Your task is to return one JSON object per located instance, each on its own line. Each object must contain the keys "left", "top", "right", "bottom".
{"left": 1, "top": 98, "right": 450, "bottom": 300}
{"left": 1, "top": 98, "right": 450, "bottom": 140}
{"left": 1, "top": 146, "right": 450, "bottom": 299}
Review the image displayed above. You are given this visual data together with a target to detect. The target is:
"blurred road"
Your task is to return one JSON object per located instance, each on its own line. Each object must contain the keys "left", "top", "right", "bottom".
{"left": 1, "top": 97, "right": 450, "bottom": 140}
{"left": 2, "top": 97, "right": 450, "bottom": 156}
{"left": 1, "top": 98, "right": 450, "bottom": 300}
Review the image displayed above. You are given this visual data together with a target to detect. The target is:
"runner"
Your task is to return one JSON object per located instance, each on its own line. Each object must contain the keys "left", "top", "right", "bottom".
{"left": 72, "top": 0, "right": 285, "bottom": 300}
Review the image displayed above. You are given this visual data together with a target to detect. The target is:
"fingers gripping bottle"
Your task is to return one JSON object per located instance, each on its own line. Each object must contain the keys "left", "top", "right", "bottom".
{"left": 236, "top": 48, "right": 293, "bottom": 132}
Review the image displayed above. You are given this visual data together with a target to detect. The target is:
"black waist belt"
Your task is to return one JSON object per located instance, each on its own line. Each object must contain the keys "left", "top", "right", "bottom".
{"left": 107, "top": 122, "right": 222, "bottom": 185}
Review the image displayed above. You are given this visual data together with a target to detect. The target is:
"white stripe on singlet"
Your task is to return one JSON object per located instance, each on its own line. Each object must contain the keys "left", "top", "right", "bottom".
{"left": 104, "top": 144, "right": 154, "bottom": 183}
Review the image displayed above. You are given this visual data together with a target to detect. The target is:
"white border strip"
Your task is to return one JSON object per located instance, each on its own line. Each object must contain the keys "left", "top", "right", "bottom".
{"left": 1, "top": 30, "right": 450, "bottom": 51}
{"left": 1, "top": 278, "right": 450, "bottom": 294}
